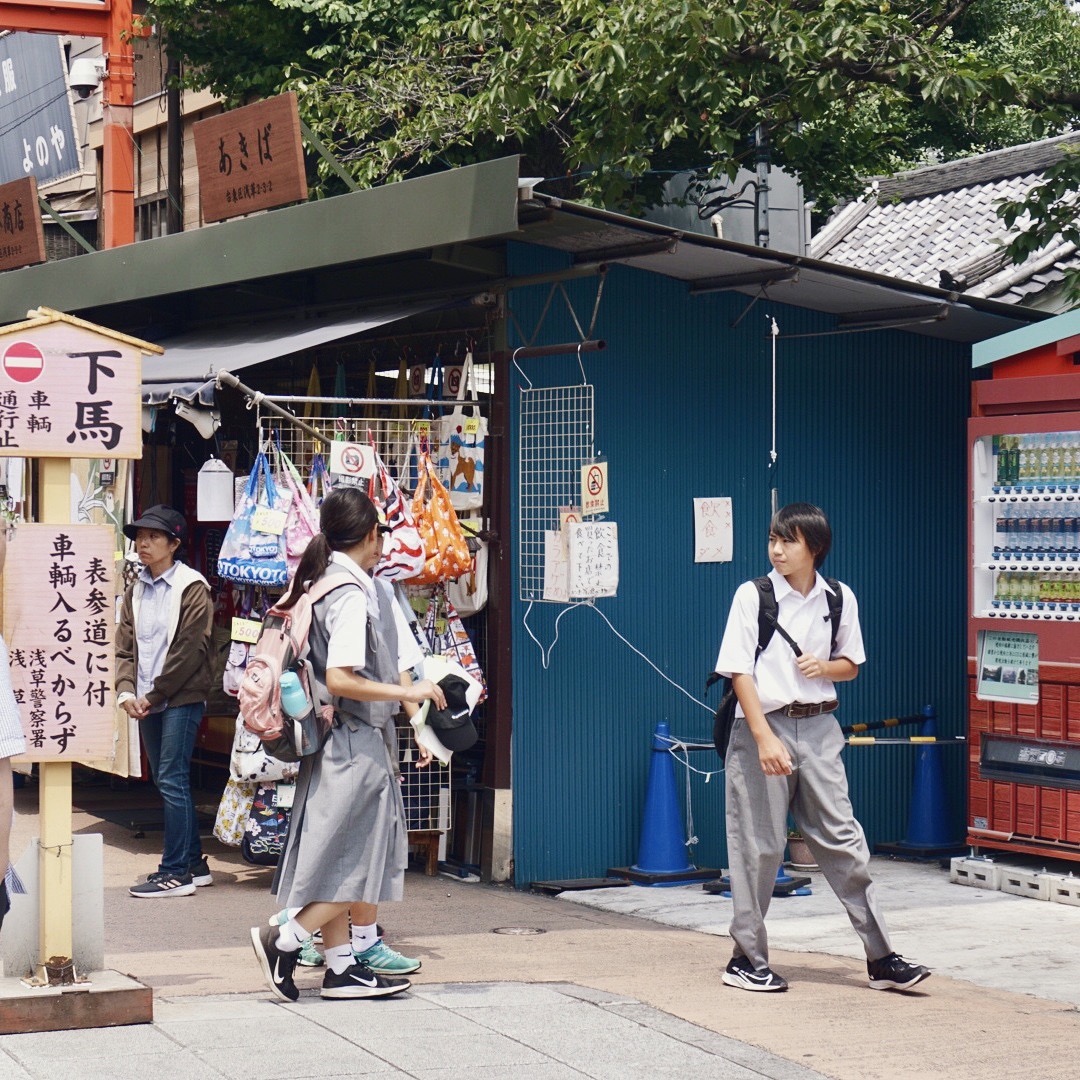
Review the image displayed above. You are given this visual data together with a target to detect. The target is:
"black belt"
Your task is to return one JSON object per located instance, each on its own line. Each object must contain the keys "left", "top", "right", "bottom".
{"left": 780, "top": 700, "right": 838, "bottom": 718}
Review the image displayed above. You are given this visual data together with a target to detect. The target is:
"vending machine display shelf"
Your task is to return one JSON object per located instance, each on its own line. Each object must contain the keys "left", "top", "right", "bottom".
{"left": 983, "top": 491, "right": 1080, "bottom": 502}
{"left": 981, "top": 560, "right": 1080, "bottom": 571}
{"left": 982, "top": 609, "right": 1080, "bottom": 621}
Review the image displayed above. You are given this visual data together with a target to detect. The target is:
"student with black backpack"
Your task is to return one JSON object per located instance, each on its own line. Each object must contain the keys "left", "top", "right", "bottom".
{"left": 713, "top": 502, "right": 930, "bottom": 994}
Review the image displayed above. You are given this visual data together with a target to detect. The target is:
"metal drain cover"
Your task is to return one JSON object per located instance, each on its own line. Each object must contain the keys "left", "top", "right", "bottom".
{"left": 492, "top": 926, "right": 546, "bottom": 935}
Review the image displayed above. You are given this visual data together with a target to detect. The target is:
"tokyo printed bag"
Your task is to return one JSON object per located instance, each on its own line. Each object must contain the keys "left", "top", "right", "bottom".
{"left": 216, "top": 452, "right": 290, "bottom": 587}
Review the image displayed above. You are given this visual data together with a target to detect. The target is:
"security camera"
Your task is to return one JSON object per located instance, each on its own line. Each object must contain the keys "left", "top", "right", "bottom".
{"left": 69, "top": 57, "right": 105, "bottom": 99}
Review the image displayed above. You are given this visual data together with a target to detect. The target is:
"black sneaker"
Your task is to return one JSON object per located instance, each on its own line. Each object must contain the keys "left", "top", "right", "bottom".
{"left": 129, "top": 872, "right": 195, "bottom": 898}
{"left": 722, "top": 954, "right": 788, "bottom": 992}
{"left": 250, "top": 924, "right": 300, "bottom": 1002}
{"left": 868, "top": 952, "right": 930, "bottom": 991}
{"left": 321, "top": 962, "right": 410, "bottom": 1000}
{"left": 189, "top": 856, "right": 213, "bottom": 887}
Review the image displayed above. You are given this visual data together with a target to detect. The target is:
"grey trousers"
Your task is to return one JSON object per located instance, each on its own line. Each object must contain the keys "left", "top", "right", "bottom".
{"left": 724, "top": 709, "right": 892, "bottom": 970}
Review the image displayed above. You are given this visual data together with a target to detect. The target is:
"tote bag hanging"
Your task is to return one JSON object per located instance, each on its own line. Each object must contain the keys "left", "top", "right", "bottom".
{"left": 367, "top": 437, "right": 426, "bottom": 582}
{"left": 446, "top": 519, "right": 488, "bottom": 616}
{"left": 407, "top": 454, "right": 472, "bottom": 585}
{"left": 437, "top": 350, "right": 486, "bottom": 511}
{"left": 216, "top": 452, "right": 290, "bottom": 587}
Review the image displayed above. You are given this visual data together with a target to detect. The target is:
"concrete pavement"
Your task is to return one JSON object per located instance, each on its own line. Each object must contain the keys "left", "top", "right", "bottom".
{"left": 2, "top": 778, "right": 1080, "bottom": 1079}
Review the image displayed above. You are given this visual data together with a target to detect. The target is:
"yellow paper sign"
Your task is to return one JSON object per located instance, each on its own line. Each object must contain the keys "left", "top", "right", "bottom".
{"left": 464, "top": 416, "right": 481, "bottom": 436}
{"left": 251, "top": 505, "right": 287, "bottom": 535}
{"left": 231, "top": 617, "right": 264, "bottom": 643}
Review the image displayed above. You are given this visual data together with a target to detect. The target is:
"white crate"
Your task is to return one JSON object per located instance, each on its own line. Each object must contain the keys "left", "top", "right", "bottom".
{"left": 999, "top": 867, "right": 1051, "bottom": 901}
{"left": 950, "top": 856, "right": 1001, "bottom": 890}
{"left": 1045, "top": 873, "right": 1080, "bottom": 907}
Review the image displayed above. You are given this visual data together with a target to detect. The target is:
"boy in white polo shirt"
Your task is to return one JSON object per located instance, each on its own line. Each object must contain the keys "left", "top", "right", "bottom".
{"left": 714, "top": 502, "right": 929, "bottom": 993}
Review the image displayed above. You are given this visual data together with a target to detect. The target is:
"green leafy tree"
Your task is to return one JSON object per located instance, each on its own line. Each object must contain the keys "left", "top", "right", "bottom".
{"left": 150, "top": 0, "right": 1080, "bottom": 293}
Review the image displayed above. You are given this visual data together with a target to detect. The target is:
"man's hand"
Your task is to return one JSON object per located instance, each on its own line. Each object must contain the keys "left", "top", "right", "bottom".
{"left": 796, "top": 652, "right": 827, "bottom": 680}
{"left": 757, "top": 731, "right": 793, "bottom": 776}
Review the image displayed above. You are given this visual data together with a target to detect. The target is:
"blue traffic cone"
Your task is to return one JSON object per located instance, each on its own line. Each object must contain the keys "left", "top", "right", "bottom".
{"left": 877, "top": 706, "right": 965, "bottom": 859}
{"left": 609, "top": 721, "right": 719, "bottom": 886}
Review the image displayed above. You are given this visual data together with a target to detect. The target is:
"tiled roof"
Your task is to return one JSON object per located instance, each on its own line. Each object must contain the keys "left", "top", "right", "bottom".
{"left": 811, "top": 134, "right": 1080, "bottom": 309}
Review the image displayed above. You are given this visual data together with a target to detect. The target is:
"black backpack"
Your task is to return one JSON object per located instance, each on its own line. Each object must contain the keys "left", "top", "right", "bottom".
{"left": 709, "top": 576, "right": 843, "bottom": 760}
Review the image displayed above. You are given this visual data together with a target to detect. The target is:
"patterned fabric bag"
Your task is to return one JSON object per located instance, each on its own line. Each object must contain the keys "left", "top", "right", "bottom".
{"left": 229, "top": 714, "right": 299, "bottom": 784}
{"left": 241, "top": 782, "right": 292, "bottom": 866}
{"left": 419, "top": 585, "right": 488, "bottom": 704}
{"left": 213, "top": 777, "right": 257, "bottom": 848}
{"left": 368, "top": 438, "right": 426, "bottom": 582}
{"left": 407, "top": 454, "right": 471, "bottom": 585}
{"left": 216, "top": 451, "right": 290, "bottom": 586}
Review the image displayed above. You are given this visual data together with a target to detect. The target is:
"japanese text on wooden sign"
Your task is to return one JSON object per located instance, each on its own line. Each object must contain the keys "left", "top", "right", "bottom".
{"left": 193, "top": 92, "right": 308, "bottom": 224}
{"left": 0, "top": 177, "right": 46, "bottom": 272}
{"left": 4, "top": 525, "right": 116, "bottom": 761}
{"left": 0, "top": 320, "right": 142, "bottom": 459}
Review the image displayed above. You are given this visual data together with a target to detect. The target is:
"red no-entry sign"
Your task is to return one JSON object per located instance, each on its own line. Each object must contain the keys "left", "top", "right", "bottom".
{"left": 2, "top": 341, "right": 44, "bottom": 383}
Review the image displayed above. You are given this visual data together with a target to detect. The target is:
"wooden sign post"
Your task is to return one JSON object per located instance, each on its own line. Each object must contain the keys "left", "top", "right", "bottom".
{"left": 0, "top": 307, "right": 160, "bottom": 1011}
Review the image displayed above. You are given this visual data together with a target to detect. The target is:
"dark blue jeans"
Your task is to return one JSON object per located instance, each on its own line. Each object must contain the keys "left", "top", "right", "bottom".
{"left": 140, "top": 702, "right": 204, "bottom": 877}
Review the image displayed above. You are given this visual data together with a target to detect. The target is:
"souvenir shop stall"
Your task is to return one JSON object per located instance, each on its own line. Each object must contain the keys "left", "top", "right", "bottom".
{"left": 136, "top": 311, "right": 496, "bottom": 877}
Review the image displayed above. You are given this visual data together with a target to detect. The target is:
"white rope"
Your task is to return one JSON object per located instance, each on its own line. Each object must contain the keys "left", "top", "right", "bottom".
{"left": 768, "top": 315, "right": 779, "bottom": 470}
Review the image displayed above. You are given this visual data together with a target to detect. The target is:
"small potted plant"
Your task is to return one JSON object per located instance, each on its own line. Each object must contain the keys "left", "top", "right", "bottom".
{"left": 786, "top": 828, "right": 818, "bottom": 871}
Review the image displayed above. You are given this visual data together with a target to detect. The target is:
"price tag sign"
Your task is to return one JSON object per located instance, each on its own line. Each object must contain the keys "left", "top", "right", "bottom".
{"left": 251, "top": 505, "right": 287, "bottom": 535}
{"left": 274, "top": 782, "right": 297, "bottom": 809}
{"left": 464, "top": 416, "right": 481, "bottom": 437}
{"left": 231, "top": 617, "right": 264, "bottom": 643}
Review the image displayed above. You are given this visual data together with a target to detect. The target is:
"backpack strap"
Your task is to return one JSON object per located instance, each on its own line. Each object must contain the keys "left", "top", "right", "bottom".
{"left": 752, "top": 576, "right": 779, "bottom": 658}
{"left": 822, "top": 576, "right": 843, "bottom": 658}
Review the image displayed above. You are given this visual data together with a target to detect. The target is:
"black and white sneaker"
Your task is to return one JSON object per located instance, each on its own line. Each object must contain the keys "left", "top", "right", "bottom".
{"left": 722, "top": 954, "right": 789, "bottom": 992}
{"left": 129, "top": 872, "right": 195, "bottom": 898}
{"left": 868, "top": 952, "right": 930, "bottom": 991}
{"left": 321, "top": 962, "right": 410, "bottom": 1000}
{"left": 250, "top": 924, "right": 300, "bottom": 1002}
{"left": 189, "top": 856, "right": 213, "bottom": 887}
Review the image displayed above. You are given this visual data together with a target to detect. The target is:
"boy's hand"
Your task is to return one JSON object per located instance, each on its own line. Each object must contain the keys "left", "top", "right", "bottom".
{"left": 756, "top": 731, "right": 793, "bottom": 776}
{"left": 796, "top": 652, "right": 827, "bottom": 680}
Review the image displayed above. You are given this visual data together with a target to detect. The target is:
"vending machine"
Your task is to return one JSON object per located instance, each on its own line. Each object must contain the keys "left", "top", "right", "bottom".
{"left": 968, "top": 362, "right": 1080, "bottom": 863}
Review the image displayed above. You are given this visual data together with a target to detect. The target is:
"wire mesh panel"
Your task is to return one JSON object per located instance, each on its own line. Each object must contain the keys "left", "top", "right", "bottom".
{"left": 518, "top": 384, "right": 594, "bottom": 601}
{"left": 398, "top": 720, "right": 452, "bottom": 834}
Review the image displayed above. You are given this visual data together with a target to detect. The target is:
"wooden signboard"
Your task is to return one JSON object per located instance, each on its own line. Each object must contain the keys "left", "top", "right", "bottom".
{"left": 0, "top": 317, "right": 142, "bottom": 459}
{"left": 193, "top": 92, "right": 308, "bottom": 223}
{"left": 0, "top": 177, "right": 46, "bottom": 273}
{"left": 3, "top": 524, "right": 117, "bottom": 762}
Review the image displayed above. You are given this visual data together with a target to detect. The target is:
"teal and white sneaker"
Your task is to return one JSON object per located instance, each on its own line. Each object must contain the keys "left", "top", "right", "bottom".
{"left": 354, "top": 939, "right": 421, "bottom": 975}
{"left": 298, "top": 937, "right": 324, "bottom": 967}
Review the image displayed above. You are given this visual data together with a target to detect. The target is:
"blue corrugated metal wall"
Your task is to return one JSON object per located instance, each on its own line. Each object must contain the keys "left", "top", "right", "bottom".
{"left": 507, "top": 244, "right": 970, "bottom": 887}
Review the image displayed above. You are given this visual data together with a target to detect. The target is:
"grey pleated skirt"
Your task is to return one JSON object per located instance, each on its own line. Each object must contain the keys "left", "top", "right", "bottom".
{"left": 272, "top": 716, "right": 407, "bottom": 907}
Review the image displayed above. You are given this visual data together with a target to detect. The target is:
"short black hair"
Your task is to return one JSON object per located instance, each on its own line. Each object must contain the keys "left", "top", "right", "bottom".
{"left": 770, "top": 502, "right": 831, "bottom": 569}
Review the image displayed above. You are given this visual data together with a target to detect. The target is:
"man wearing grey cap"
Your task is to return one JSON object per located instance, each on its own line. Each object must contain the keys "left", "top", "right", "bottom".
{"left": 116, "top": 505, "right": 213, "bottom": 897}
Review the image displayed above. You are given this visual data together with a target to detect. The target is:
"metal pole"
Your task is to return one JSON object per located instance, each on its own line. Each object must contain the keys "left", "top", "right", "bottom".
{"left": 215, "top": 370, "right": 332, "bottom": 447}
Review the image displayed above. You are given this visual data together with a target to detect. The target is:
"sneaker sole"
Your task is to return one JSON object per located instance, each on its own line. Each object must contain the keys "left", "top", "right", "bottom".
{"left": 321, "top": 980, "right": 410, "bottom": 1000}
{"left": 722, "top": 971, "right": 787, "bottom": 992}
{"left": 365, "top": 962, "right": 421, "bottom": 975}
{"left": 869, "top": 971, "right": 930, "bottom": 991}
{"left": 249, "top": 926, "right": 299, "bottom": 1003}
{"left": 129, "top": 884, "right": 196, "bottom": 898}
{"left": 191, "top": 875, "right": 213, "bottom": 887}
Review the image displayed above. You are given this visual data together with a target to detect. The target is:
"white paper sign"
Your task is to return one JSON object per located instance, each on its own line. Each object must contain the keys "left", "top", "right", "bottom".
{"left": 693, "top": 497, "right": 733, "bottom": 563}
{"left": 568, "top": 521, "right": 619, "bottom": 598}
{"left": 329, "top": 440, "right": 376, "bottom": 480}
{"left": 543, "top": 529, "right": 570, "bottom": 602}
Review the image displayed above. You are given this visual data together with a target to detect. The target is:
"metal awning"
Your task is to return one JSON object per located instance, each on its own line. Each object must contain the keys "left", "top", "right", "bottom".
{"left": 142, "top": 301, "right": 445, "bottom": 405}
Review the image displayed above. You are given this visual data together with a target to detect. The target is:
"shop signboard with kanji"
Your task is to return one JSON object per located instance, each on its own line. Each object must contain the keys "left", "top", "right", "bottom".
{"left": 0, "top": 316, "right": 142, "bottom": 459}
{"left": 0, "top": 177, "right": 46, "bottom": 272}
{"left": 3, "top": 524, "right": 116, "bottom": 761}
{"left": 193, "top": 91, "right": 308, "bottom": 223}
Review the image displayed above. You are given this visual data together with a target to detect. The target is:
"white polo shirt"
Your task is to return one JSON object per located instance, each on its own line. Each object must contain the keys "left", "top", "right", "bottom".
{"left": 714, "top": 569, "right": 865, "bottom": 717}
{"left": 321, "top": 552, "right": 424, "bottom": 675}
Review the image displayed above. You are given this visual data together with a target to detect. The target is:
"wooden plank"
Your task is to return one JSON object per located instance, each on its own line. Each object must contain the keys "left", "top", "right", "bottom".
{"left": 0, "top": 981, "right": 152, "bottom": 1036}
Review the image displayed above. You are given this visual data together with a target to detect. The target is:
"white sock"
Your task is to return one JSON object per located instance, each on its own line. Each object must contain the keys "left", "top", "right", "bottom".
{"left": 326, "top": 943, "right": 354, "bottom": 974}
{"left": 275, "top": 917, "right": 308, "bottom": 952}
{"left": 351, "top": 922, "right": 379, "bottom": 953}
